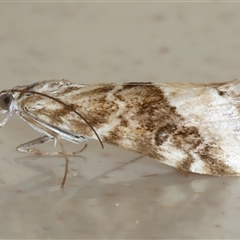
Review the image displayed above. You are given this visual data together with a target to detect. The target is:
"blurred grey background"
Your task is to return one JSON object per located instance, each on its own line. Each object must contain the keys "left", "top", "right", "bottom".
{"left": 0, "top": 2, "right": 240, "bottom": 239}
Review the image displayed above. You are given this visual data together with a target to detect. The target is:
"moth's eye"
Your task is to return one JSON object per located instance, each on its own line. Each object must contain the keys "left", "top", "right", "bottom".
{"left": 0, "top": 93, "right": 13, "bottom": 110}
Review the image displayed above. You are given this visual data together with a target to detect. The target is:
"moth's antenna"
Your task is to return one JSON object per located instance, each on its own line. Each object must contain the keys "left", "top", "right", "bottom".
{"left": 12, "top": 89, "right": 104, "bottom": 149}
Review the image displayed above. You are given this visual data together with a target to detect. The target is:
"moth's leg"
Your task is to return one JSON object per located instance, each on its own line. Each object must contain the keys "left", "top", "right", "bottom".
{"left": 16, "top": 135, "right": 88, "bottom": 156}
{"left": 0, "top": 111, "right": 14, "bottom": 128}
{"left": 16, "top": 135, "right": 53, "bottom": 155}
{"left": 58, "top": 140, "right": 69, "bottom": 188}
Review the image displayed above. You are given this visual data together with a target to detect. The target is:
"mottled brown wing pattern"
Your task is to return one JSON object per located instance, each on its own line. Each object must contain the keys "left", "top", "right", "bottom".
{"left": 1, "top": 79, "right": 240, "bottom": 187}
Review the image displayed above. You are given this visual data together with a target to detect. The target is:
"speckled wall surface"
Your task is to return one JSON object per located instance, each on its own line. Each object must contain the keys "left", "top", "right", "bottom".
{"left": 0, "top": 2, "right": 240, "bottom": 239}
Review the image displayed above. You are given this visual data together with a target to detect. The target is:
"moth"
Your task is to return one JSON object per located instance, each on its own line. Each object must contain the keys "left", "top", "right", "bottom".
{"left": 0, "top": 79, "right": 240, "bottom": 187}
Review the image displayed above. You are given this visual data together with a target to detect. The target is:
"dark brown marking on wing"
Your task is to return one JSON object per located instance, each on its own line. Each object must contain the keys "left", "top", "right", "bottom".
{"left": 134, "top": 85, "right": 182, "bottom": 132}
{"left": 102, "top": 130, "right": 122, "bottom": 143}
{"left": 167, "top": 126, "right": 202, "bottom": 172}
{"left": 172, "top": 126, "right": 202, "bottom": 150}
{"left": 177, "top": 155, "right": 195, "bottom": 172}
{"left": 198, "top": 144, "right": 236, "bottom": 176}
{"left": 80, "top": 85, "right": 115, "bottom": 97}
{"left": 122, "top": 82, "right": 153, "bottom": 88}
{"left": 118, "top": 115, "right": 128, "bottom": 128}
{"left": 216, "top": 89, "right": 227, "bottom": 97}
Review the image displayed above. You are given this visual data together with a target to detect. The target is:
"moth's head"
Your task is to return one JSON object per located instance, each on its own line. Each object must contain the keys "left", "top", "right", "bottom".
{"left": 0, "top": 91, "right": 14, "bottom": 113}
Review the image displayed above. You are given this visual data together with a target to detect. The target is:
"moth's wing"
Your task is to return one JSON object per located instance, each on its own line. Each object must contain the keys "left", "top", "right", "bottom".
{"left": 154, "top": 81, "right": 240, "bottom": 176}
{"left": 17, "top": 80, "right": 240, "bottom": 176}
